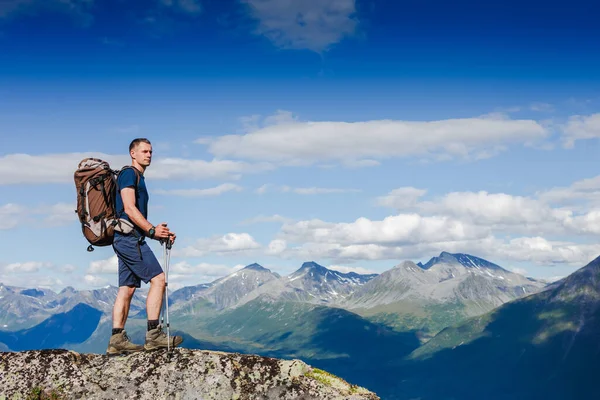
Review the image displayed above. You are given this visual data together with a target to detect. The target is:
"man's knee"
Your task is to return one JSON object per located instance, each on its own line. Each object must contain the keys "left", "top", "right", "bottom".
{"left": 118, "top": 285, "right": 136, "bottom": 299}
{"left": 150, "top": 272, "right": 165, "bottom": 288}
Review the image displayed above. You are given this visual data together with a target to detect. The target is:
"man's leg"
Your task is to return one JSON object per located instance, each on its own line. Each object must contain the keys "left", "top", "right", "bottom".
{"left": 146, "top": 272, "right": 165, "bottom": 330}
{"left": 107, "top": 235, "right": 144, "bottom": 355}
{"left": 139, "top": 242, "right": 183, "bottom": 350}
{"left": 113, "top": 285, "right": 136, "bottom": 330}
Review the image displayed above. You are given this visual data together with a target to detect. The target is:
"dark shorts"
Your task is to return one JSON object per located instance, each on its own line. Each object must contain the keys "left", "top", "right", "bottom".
{"left": 112, "top": 233, "right": 163, "bottom": 288}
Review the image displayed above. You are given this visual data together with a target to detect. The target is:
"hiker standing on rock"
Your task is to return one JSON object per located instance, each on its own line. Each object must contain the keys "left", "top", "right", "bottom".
{"left": 106, "top": 138, "right": 183, "bottom": 355}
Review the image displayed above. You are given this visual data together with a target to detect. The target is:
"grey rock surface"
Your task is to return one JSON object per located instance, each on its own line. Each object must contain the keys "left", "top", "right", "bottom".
{"left": 0, "top": 348, "right": 379, "bottom": 400}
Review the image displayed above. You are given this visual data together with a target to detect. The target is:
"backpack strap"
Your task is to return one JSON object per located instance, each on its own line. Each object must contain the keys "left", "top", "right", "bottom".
{"left": 118, "top": 166, "right": 141, "bottom": 194}
{"left": 116, "top": 166, "right": 142, "bottom": 213}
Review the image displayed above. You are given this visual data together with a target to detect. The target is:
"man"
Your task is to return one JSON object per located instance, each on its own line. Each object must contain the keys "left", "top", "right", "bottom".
{"left": 106, "top": 138, "right": 183, "bottom": 355}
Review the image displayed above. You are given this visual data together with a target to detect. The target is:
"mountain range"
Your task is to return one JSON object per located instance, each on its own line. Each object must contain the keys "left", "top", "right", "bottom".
{"left": 3, "top": 251, "right": 594, "bottom": 399}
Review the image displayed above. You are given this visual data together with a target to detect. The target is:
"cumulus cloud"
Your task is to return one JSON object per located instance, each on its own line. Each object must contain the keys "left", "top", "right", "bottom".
{"left": 418, "top": 191, "right": 571, "bottom": 227}
{"left": 87, "top": 255, "right": 118, "bottom": 274}
{"left": 0, "top": 153, "right": 273, "bottom": 185}
{"left": 265, "top": 239, "right": 287, "bottom": 255}
{"left": 274, "top": 230, "right": 600, "bottom": 267}
{"left": 177, "top": 232, "right": 262, "bottom": 257}
{"left": 84, "top": 274, "right": 109, "bottom": 287}
{"left": 265, "top": 179, "right": 600, "bottom": 267}
{"left": 376, "top": 187, "right": 427, "bottom": 209}
{"left": 3, "top": 261, "right": 53, "bottom": 273}
{"left": 278, "top": 214, "right": 490, "bottom": 247}
{"left": 202, "top": 111, "right": 548, "bottom": 166}
{"left": 376, "top": 188, "right": 583, "bottom": 236}
{"left": 36, "top": 203, "right": 78, "bottom": 226}
{"left": 242, "top": 0, "right": 357, "bottom": 52}
{"left": 0, "top": 202, "right": 77, "bottom": 230}
{"left": 154, "top": 183, "right": 243, "bottom": 197}
{"left": 562, "top": 113, "right": 600, "bottom": 148}
{"left": 0, "top": 274, "right": 65, "bottom": 290}
{"left": 0, "top": 203, "right": 24, "bottom": 230}
{"left": 537, "top": 175, "right": 600, "bottom": 210}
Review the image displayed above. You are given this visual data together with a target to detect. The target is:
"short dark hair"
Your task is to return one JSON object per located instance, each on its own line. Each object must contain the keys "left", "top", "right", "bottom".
{"left": 129, "top": 138, "right": 151, "bottom": 152}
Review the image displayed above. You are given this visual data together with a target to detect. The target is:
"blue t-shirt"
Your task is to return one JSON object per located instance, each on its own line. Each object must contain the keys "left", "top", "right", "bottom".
{"left": 115, "top": 167, "right": 148, "bottom": 235}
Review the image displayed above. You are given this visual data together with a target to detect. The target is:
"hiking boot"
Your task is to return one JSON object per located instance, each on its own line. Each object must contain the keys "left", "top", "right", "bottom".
{"left": 106, "top": 331, "right": 144, "bottom": 355}
{"left": 144, "top": 324, "right": 183, "bottom": 350}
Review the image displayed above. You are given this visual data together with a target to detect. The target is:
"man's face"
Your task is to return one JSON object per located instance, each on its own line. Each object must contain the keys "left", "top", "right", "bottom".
{"left": 131, "top": 142, "right": 153, "bottom": 167}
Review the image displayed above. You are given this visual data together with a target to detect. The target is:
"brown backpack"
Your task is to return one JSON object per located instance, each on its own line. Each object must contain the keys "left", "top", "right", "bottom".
{"left": 74, "top": 158, "right": 140, "bottom": 251}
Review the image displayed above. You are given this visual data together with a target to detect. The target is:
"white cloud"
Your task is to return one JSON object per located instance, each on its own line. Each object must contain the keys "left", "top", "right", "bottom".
{"left": 376, "top": 187, "right": 427, "bottom": 209}
{"left": 265, "top": 180, "right": 600, "bottom": 266}
{"left": 266, "top": 239, "right": 287, "bottom": 255}
{"left": 0, "top": 153, "right": 273, "bottom": 185}
{"left": 87, "top": 255, "right": 118, "bottom": 274}
{"left": 536, "top": 175, "right": 600, "bottom": 211}
{"left": 418, "top": 191, "right": 571, "bottom": 227}
{"left": 36, "top": 203, "right": 77, "bottom": 226}
{"left": 279, "top": 214, "right": 490, "bottom": 247}
{"left": 147, "top": 158, "right": 274, "bottom": 180}
{"left": 60, "top": 264, "right": 78, "bottom": 273}
{"left": 84, "top": 274, "right": 109, "bottom": 287}
{"left": 0, "top": 202, "right": 77, "bottom": 230}
{"left": 204, "top": 111, "right": 548, "bottom": 166}
{"left": 177, "top": 232, "right": 262, "bottom": 257}
{"left": 273, "top": 230, "right": 600, "bottom": 267}
{"left": 0, "top": 153, "right": 128, "bottom": 185}
{"left": 0, "top": 273, "right": 64, "bottom": 290}
{"left": 562, "top": 113, "right": 600, "bottom": 148}
{"left": 255, "top": 184, "right": 271, "bottom": 194}
{"left": 153, "top": 183, "right": 243, "bottom": 197}
{"left": 3, "top": 261, "right": 52, "bottom": 273}
{"left": 242, "top": 0, "right": 357, "bottom": 52}
{"left": 493, "top": 237, "right": 600, "bottom": 266}
{"left": 0, "top": 203, "right": 24, "bottom": 230}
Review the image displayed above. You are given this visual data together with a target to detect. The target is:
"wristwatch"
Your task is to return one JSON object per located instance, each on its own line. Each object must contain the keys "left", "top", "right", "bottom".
{"left": 148, "top": 226, "right": 156, "bottom": 239}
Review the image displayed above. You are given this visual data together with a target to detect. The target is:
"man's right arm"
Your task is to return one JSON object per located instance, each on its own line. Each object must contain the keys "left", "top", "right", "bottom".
{"left": 121, "top": 187, "right": 153, "bottom": 234}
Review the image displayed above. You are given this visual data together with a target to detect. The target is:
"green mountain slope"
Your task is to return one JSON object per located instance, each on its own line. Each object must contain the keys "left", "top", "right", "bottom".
{"left": 385, "top": 255, "right": 600, "bottom": 400}
{"left": 181, "top": 294, "right": 421, "bottom": 394}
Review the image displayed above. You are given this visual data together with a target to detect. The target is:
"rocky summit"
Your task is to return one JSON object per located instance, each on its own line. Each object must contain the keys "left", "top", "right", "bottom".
{"left": 0, "top": 348, "right": 379, "bottom": 400}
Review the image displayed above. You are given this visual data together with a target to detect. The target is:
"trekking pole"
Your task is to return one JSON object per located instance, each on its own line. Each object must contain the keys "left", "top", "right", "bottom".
{"left": 160, "top": 240, "right": 166, "bottom": 331}
{"left": 165, "top": 237, "right": 172, "bottom": 352}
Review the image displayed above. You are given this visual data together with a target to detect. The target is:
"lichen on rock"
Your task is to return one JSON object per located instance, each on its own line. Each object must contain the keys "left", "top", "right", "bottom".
{"left": 0, "top": 349, "right": 379, "bottom": 399}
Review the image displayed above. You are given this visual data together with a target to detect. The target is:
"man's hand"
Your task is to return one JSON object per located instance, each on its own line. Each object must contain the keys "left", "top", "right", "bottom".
{"left": 153, "top": 223, "right": 171, "bottom": 240}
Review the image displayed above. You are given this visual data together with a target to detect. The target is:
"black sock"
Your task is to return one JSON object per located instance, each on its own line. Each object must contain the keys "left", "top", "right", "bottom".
{"left": 147, "top": 319, "right": 159, "bottom": 331}
{"left": 112, "top": 328, "right": 124, "bottom": 335}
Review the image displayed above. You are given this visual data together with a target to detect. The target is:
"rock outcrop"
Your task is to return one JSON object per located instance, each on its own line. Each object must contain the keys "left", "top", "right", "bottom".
{"left": 0, "top": 348, "right": 379, "bottom": 399}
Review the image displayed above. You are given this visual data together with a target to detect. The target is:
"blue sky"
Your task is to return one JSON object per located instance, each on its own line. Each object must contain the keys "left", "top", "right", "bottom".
{"left": 1, "top": 0, "right": 600, "bottom": 291}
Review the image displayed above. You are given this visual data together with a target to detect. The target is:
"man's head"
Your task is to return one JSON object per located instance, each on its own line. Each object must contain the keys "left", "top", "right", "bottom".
{"left": 129, "top": 138, "right": 153, "bottom": 168}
